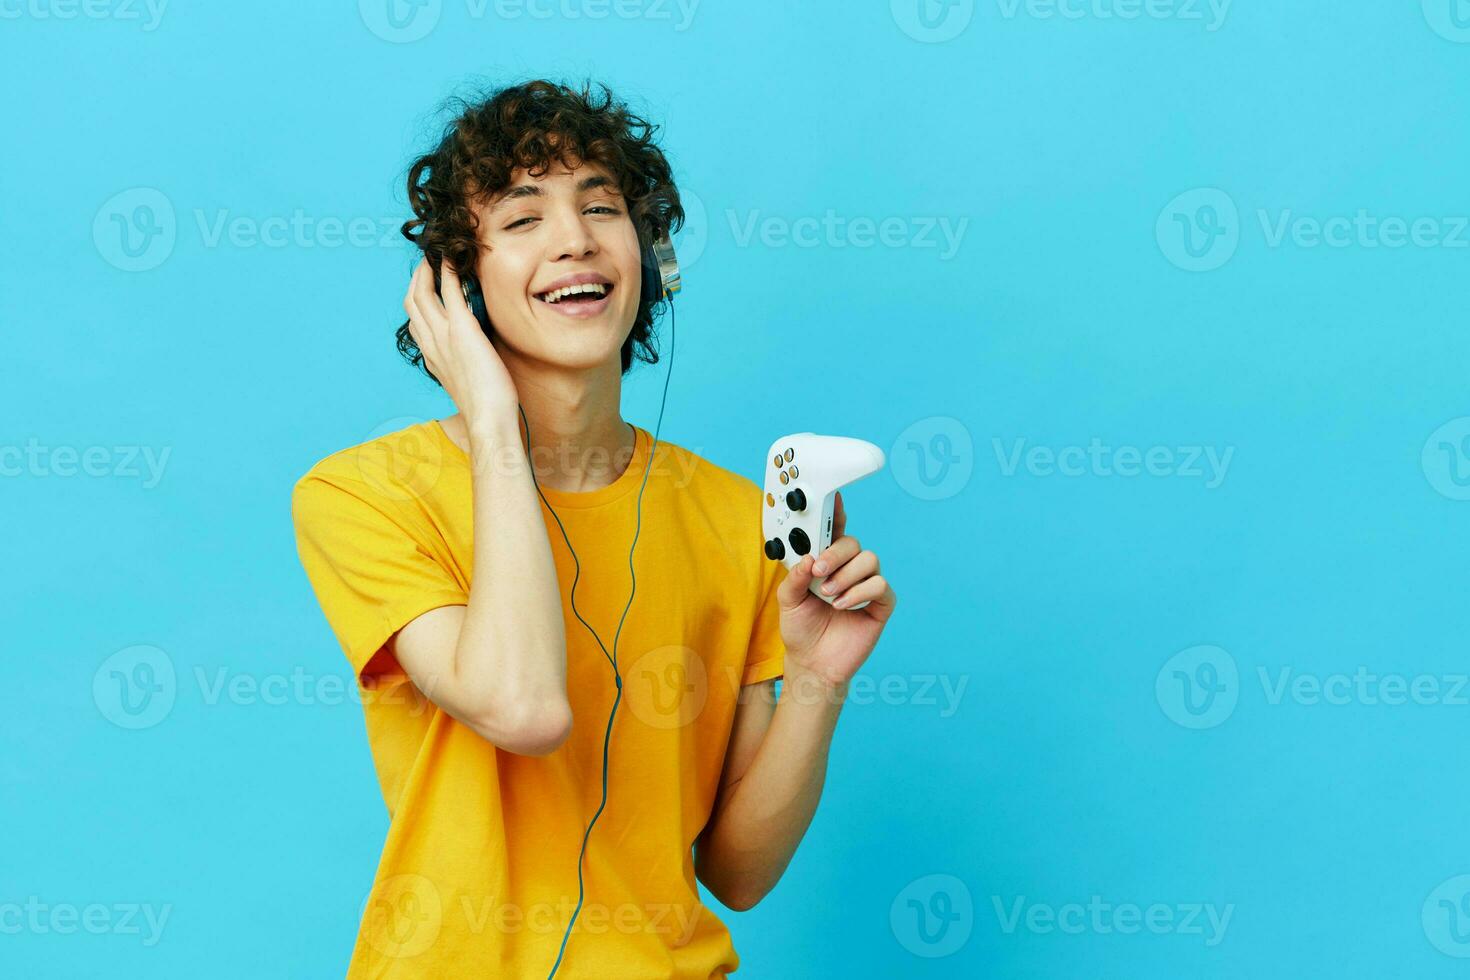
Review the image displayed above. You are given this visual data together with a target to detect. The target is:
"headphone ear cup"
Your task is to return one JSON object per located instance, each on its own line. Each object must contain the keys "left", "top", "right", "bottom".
{"left": 462, "top": 276, "right": 492, "bottom": 331}
{"left": 639, "top": 241, "right": 661, "bottom": 310}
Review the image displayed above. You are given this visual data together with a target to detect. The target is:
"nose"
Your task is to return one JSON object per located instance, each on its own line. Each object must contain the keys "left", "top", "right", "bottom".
{"left": 545, "top": 205, "right": 597, "bottom": 261}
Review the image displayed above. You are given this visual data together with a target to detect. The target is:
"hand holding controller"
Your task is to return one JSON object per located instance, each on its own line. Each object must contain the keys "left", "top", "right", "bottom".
{"left": 761, "top": 433, "right": 886, "bottom": 609}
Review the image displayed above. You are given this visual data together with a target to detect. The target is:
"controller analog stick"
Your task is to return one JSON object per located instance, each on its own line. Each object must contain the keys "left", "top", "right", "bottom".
{"left": 788, "top": 527, "right": 811, "bottom": 556}
{"left": 786, "top": 488, "right": 806, "bottom": 512}
{"left": 764, "top": 537, "right": 786, "bottom": 561}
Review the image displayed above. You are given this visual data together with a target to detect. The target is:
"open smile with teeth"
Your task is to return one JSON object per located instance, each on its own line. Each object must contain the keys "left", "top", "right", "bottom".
{"left": 535, "top": 282, "right": 613, "bottom": 305}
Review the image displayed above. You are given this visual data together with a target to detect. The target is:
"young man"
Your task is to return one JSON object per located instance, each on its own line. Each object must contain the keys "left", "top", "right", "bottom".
{"left": 291, "top": 80, "right": 897, "bottom": 978}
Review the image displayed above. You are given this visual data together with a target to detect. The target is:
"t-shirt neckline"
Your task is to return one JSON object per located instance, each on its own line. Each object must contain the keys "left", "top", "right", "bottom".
{"left": 428, "top": 418, "right": 654, "bottom": 510}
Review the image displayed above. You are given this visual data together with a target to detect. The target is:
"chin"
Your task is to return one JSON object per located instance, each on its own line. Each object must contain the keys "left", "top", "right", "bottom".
{"left": 539, "top": 315, "right": 635, "bottom": 369}
{"left": 534, "top": 334, "right": 627, "bottom": 371}
{"left": 498, "top": 311, "right": 632, "bottom": 370}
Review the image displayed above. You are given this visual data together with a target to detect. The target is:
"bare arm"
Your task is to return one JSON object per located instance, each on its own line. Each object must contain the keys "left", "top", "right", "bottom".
{"left": 388, "top": 414, "right": 571, "bottom": 755}
{"left": 694, "top": 670, "right": 843, "bottom": 910}
{"left": 386, "top": 258, "right": 571, "bottom": 756}
{"left": 695, "top": 493, "right": 898, "bottom": 908}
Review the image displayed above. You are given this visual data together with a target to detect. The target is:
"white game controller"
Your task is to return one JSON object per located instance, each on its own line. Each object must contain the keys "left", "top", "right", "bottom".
{"left": 761, "top": 432, "right": 886, "bottom": 609}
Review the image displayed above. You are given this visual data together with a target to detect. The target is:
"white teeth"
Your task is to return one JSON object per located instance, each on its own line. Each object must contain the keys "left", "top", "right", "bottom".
{"left": 540, "top": 282, "right": 609, "bottom": 304}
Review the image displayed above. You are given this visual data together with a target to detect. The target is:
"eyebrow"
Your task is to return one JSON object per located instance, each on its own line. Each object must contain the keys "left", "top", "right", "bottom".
{"left": 489, "top": 174, "right": 616, "bottom": 213}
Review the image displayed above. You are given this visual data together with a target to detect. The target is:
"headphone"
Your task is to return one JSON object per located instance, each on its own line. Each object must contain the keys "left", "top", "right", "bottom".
{"left": 453, "top": 230, "right": 682, "bottom": 979}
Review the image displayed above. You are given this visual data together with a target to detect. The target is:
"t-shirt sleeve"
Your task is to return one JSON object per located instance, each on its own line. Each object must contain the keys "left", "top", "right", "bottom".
{"left": 740, "top": 554, "right": 788, "bottom": 686}
{"left": 291, "top": 471, "right": 469, "bottom": 681}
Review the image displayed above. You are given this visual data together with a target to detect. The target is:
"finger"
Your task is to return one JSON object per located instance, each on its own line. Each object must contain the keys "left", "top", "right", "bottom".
{"left": 412, "top": 256, "right": 448, "bottom": 323}
{"left": 403, "top": 265, "right": 424, "bottom": 334}
{"left": 832, "top": 491, "right": 846, "bottom": 540}
{"left": 440, "top": 259, "right": 469, "bottom": 316}
{"left": 403, "top": 258, "right": 424, "bottom": 311}
{"left": 818, "top": 549, "right": 878, "bottom": 597}
{"left": 833, "top": 574, "right": 896, "bottom": 616}
{"left": 404, "top": 263, "right": 440, "bottom": 365}
{"left": 811, "top": 534, "right": 860, "bottom": 578}
{"left": 406, "top": 259, "right": 430, "bottom": 321}
{"left": 405, "top": 310, "right": 437, "bottom": 374}
{"left": 777, "top": 555, "right": 817, "bottom": 610}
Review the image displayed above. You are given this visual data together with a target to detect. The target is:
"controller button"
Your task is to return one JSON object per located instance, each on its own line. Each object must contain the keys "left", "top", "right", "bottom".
{"left": 786, "top": 488, "right": 807, "bottom": 512}
{"left": 788, "top": 527, "right": 811, "bottom": 556}
{"left": 790, "top": 465, "right": 799, "bottom": 478}
{"left": 779, "top": 471, "right": 789, "bottom": 485}
{"left": 766, "top": 492, "right": 775, "bottom": 508}
{"left": 764, "top": 537, "right": 786, "bottom": 561}
{"left": 784, "top": 448, "right": 794, "bottom": 462}
{"left": 773, "top": 454, "right": 783, "bottom": 468}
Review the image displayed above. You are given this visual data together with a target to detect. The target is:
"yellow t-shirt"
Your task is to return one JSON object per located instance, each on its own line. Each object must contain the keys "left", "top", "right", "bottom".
{"left": 290, "top": 419, "right": 787, "bottom": 979}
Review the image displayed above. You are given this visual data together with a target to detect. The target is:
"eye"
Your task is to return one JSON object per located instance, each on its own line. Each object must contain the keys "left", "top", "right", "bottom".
{"left": 504, "top": 204, "right": 620, "bottom": 230}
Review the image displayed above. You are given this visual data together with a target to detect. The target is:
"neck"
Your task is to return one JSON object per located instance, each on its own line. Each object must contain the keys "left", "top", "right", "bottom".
{"left": 441, "top": 354, "right": 635, "bottom": 493}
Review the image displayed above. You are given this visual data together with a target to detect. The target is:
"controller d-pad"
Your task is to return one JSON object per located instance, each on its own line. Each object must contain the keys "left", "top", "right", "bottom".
{"left": 764, "top": 538, "right": 786, "bottom": 561}
{"left": 786, "top": 488, "right": 806, "bottom": 512}
{"left": 788, "top": 527, "right": 811, "bottom": 556}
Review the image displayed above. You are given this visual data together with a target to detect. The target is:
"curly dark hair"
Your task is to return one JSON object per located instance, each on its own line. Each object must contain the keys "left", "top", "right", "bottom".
{"left": 395, "top": 78, "right": 685, "bottom": 379}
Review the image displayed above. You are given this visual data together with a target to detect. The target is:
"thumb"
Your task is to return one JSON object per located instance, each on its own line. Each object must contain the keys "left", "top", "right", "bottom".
{"left": 777, "top": 556, "right": 815, "bottom": 610}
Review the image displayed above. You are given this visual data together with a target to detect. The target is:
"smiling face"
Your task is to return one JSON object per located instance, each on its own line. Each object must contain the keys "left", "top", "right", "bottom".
{"left": 470, "top": 159, "right": 644, "bottom": 372}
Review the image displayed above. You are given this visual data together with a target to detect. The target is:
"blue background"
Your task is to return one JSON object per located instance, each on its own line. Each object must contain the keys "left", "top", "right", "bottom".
{"left": 6, "top": 0, "right": 1470, "bottom": 976}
